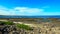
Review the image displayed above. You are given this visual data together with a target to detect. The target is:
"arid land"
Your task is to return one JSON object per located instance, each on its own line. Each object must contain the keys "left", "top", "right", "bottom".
{"left": 0, "top": 18, "right": 60, "bottom": 34}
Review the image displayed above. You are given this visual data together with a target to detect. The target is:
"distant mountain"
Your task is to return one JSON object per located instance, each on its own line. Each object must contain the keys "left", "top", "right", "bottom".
{"left": 0, "top": 15, "right": 60, "bottom": 18}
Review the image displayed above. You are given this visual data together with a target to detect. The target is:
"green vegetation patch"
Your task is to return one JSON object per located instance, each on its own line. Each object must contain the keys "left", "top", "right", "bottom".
{"left": 0, "top": 21, "right": 14, "bottom": 25}
{"left": 16, "top": 24, "right": 32, "bottom": 30}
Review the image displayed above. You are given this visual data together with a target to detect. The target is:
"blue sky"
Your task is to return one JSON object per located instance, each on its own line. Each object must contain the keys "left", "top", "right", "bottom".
{"left": 0, "top": 0, "right": 60, "bottom": 16}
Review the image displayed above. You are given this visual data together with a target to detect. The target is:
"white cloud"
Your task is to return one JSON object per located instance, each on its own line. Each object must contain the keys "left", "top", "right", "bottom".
{"left": 14, "top": 7, "right": 43, "bottom": 13}
{"left": 0, "top": 6, "right": 15, "bottom": 15}
{"left": 41, "top": 12, "right": 60, "bottom": 15}
{"left": 0, "top": 6, "right": 44, "bottom": 15}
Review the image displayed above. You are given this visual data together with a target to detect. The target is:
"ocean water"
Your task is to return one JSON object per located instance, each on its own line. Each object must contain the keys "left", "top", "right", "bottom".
{"left": 0, "top": 15, "right": 60, "bottom": 18}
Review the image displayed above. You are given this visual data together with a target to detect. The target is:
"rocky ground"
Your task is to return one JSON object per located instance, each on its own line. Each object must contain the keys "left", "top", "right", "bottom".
{"left": 0, "top": 22, "right": 60, "bottom": 34}
{"left": 9, "top": 23, "right": 60, "bottom": 34}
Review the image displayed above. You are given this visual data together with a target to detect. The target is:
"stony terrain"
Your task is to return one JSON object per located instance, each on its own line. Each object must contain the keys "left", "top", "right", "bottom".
{"left": 0, "top": 18, "right": 60, "bottom": 34}
{"left": 1, "top": 22, "right": 60, "bottom": 34}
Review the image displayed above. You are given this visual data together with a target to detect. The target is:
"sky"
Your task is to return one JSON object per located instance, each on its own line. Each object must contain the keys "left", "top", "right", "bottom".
{"left": 0, "top": 0, "right": 60, "bottom": 16}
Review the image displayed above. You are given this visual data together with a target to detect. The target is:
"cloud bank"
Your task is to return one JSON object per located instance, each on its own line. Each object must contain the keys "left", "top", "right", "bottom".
{"left": 0, "top": 6, "right": 44, "bottom": 16}
{"left": 0, "top": 6, "right": 59, "bottom": 16}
